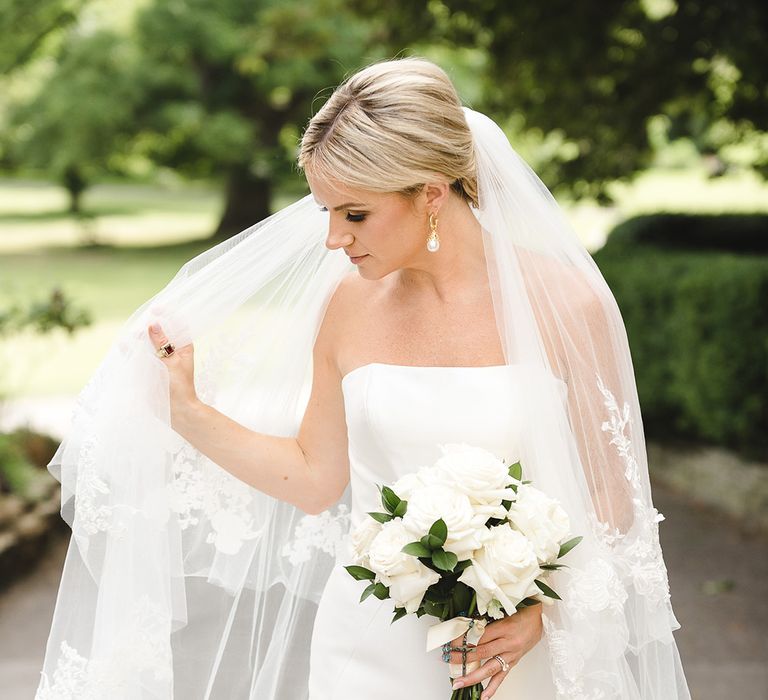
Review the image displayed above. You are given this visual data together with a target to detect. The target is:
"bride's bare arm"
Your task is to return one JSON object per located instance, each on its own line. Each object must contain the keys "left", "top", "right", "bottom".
{"left": 147, "top": 275, "right": 355, "bottom": 515}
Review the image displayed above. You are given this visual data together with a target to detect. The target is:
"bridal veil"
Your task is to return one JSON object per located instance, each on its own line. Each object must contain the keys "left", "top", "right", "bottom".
{"left": 36, "top": 68, "right": 690, "bottom": 699}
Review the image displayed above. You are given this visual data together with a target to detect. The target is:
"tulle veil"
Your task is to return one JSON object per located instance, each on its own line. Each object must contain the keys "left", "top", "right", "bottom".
{"left": 35, "top": 107, "right": 691, "bottom": 699}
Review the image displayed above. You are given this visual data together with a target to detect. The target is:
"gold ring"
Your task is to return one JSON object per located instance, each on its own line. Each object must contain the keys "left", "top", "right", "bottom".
{"left": 155, "top": 342, "right": 175, "bottom": 358}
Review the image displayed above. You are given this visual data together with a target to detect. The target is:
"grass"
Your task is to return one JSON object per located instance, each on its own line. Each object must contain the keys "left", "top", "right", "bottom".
{"left": 1, "top": 166, "right": 767, "bottom": 397}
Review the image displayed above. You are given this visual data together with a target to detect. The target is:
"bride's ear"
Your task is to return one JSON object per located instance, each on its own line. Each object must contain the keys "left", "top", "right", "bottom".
{"left": 423, "top": 180, "right": 451, "bottom": 214}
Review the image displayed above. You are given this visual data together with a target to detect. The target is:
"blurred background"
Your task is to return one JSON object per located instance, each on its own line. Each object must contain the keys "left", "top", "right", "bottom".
{"left": 0, "top": 1, "right": 766, "bottom": 698}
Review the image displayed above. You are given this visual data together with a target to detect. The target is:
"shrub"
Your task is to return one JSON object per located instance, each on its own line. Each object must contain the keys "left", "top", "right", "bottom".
{"left": 594, "top": 218, "right": 768, "bottom": 461}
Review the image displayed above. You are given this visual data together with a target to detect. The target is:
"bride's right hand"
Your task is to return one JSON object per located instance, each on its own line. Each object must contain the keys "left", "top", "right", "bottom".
{"left": 148, "top": 322, "right": 199, "bottom": 422}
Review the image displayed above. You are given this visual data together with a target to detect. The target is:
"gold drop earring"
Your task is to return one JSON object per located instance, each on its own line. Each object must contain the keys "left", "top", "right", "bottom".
{"left": 427, "top": 212, "right": 440, "bottom": 252}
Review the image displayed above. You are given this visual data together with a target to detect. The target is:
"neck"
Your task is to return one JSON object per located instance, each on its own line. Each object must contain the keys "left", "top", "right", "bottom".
{"left": 395, "top": 197, "right": 488, "bottom": 303}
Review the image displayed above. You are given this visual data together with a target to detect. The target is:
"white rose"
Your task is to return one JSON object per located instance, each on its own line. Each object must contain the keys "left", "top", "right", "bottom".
{"left": 433, "top": 443, "right": 517, "bottom": 520}
{"left": 507, "top": 485, "right": 571, "bottom": 562}
{"left": 349, "top": 518, "right": 383, "bottom": 568}
{"left": 367, "top": 519, "right": 441, "bottom": 613}
{"left": 458, "top": 525, "right": 541, "bottom": 619}
{"left": 402, "top": 484, "right": 489, "bottom": 561}
{"left": 392, "top": 464, "right": 447, "bottom": 501}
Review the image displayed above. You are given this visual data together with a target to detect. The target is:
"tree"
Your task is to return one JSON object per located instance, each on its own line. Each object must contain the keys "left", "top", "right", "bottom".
{"left": 0, "top": 0, "right": 88, "bottom": 74}
{"left": 6, "top": 30, "right": 141, "bottom": 213}
{"left": 131, "top": 0, "right": 379, "bottom": 237}
{"left": 353, "top": 0, "right": 768, "bottom": 198}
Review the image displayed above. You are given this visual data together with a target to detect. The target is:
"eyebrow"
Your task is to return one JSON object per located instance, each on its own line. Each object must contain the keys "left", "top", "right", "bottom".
{"left": 315, "top": 200, "right": 367, "bottom": 211}
{"left": 333, "top": 202, "right": 366, "bottom": 210}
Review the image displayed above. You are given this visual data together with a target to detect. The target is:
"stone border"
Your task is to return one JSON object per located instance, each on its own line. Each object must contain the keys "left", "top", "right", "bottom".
{"left": 647, "top": 441, "right": 768, "bottom": 534}
{"left": 0, "top": 474, "right": 65, "bottom": 591}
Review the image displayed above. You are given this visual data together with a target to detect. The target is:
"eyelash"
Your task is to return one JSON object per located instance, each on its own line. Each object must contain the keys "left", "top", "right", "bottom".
{"left": 319, "top": 207, "right": 367, "bottom": 223}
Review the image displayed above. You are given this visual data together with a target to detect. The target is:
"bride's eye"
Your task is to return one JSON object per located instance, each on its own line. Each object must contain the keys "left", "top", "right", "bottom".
{"left": 316, "top": 206, "right": 366, "bottom": 223}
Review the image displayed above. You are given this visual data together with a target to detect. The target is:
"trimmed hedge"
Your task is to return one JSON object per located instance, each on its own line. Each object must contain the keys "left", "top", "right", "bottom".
{"left": 594, "top": 216, "right": 768, "bottom": 461}
{"left": 607, "top": 213, "right": 768, "bottom": 255}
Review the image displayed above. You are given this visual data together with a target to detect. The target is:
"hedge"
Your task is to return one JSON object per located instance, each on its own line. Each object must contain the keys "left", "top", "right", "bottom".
{"left": 593, "top": 215, "right": 768, "bottom": 461}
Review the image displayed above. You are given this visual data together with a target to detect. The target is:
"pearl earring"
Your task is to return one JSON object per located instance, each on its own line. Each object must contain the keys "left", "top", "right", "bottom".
{"left": 427, "top": 212, "right": 440, "bottom": 252}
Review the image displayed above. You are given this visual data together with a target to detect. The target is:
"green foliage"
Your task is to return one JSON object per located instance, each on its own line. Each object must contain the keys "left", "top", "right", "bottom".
{"left": 534, "top": 579, "right": 561, "bottom": 601}
{"left": 0, "top": 433, "right": 36, "bottom": 496}
{"left": 606, "top": 213, "right": 768, "bottom": 255}
{"left": 0, "top": 288, "right": 91, "bottom": 337}
{"left": 595, "top": 221, "right": 768, "bottom": 459}
{"left": 5, "top": 30, "right": 142, "bottom": 211}
{"left": 366, "top": 511, "right": 393, "bottom": 524}
{"left": 129, "top": 0, "right": 381, "bottom": 234}
{"left": 344, "top": 565, "right": 375, "bottom": 581}
{"left": 431, "top": 548, "right": 458, "bottom": 572}
{"left": 0, "top": 0, "right": 87, "bottom": 74}
{"left": 353, "top": 0, "right": 768, "bottom": 195}
{"left": 557, "top": 536, "right": 583, "bottom": 559}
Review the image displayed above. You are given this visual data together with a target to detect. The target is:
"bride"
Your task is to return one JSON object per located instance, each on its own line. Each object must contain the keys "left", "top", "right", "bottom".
{"left": 36, "top": 57, "right": 691, "bottom": 699}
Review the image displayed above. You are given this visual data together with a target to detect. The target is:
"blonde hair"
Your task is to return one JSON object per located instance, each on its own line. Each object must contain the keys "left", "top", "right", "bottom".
{"left": 297, "top": 57, "right": 478, "bottom": 208}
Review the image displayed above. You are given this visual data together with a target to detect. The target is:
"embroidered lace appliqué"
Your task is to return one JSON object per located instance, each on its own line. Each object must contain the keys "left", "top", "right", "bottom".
{"left": 594, "top": 372, "right": 671, "bottom": 606}
{"left": 69, "top": 369, "right": 130, "bottom": 538}
{"left": 564, "top": 558, "right": 628, "bottom": 620}
{"left": 544, "top": 374, "right": 673, "bottom": 699}
{"left": 35, "top": 595, "right": 172, "bottom": 700}
{"left": 167, "top": 441, "right": 262, "bottom": 555}
{"left": 281, "top": 504, "right": 351, "bottom": 565}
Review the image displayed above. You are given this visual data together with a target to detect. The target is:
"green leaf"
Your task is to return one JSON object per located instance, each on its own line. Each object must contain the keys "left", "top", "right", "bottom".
{"left": 392, "top": 499, "right": 408, "bottom": 517}
{"left": 428, "top": 518, "right": 448, "bottom": 546}
{"left": 557, "top": 536, "right": 583, "bottom": 559}
{"left": 540, "top": 563, "right": 566, "bottom": 571}
{"left": 453, "top": 559, "right": 473, "bottom": 573}
{"left": 508, "top": 461, "right": 523, "bottom": 482}
{"left": 391, "top": 607, "right": 408, "bottom": 623}
{"left": 360, "top": 582, "right": 377, "bottom": 602}
{"left": 517, "top": 597, "right": 541, "bottom": 607}
{"left": 380, "top": 485, "right": 401, "bottom": 513}
{"left": 401, "top": 541, "right": 432, "bottom": 558}
{"left": 367, "top": 511, "right": 393, "bottom": 524}
{"left": 424, "top": 533, "right": 444, "bottom": 549}
{"left": 422, "top": 598, "right": 446, "bottom": 617}
{"left": 372, "top": 582, "right": 390, "bottom": 600}
{"left": 501, "top": 499, "right": 512, "bottom": 511}
{"left": 344, "top": 565, "right": 375, "bottom": 581}
{"left": 534, "top": 579, "right": 562, "bottom": 600}
{"left": 431, "top": 548, "right": 458, "bottom": 572}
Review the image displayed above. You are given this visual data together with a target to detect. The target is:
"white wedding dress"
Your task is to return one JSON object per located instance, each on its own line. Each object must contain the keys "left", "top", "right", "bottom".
{"left": 307, "top": 362, "right": 561, "bottom": 699}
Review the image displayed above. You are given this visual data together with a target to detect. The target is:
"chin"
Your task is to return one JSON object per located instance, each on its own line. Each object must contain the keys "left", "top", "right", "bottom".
{"left": 353, "top": 261, "right": 386, "bottom": 281}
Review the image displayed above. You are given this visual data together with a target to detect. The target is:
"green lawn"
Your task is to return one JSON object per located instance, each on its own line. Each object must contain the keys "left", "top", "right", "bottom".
{"left": 1, "top": 167, "right": 767, "bottom": 397}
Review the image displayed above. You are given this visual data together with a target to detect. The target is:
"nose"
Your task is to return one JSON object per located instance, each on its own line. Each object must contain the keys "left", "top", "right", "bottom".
{"left": 324, "top": 221, "right": 355, "bottom": 251}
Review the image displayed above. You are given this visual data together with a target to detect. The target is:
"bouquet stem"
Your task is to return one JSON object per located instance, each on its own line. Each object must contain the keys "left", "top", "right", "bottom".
{"left": 448, "top": 593, "right": 482, "bottom": 699}
{"left": 450, "top": 684, "right": 484, "bottom": 700}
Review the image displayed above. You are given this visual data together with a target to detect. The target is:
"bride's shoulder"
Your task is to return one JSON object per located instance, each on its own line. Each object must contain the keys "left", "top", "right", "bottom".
{"left": 317, "top": 271, "right": 382, "bottom": 345}
{"left": 327, "top": 271, "right": 386, "bottom": 320}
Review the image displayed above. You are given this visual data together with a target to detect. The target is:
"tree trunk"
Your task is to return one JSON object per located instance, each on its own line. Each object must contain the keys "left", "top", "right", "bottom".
{"left": 213, "top": 165, "right": 273, "bottom": 240}
{"left": 63, "top": 165, "right": 86, "bottom": 215}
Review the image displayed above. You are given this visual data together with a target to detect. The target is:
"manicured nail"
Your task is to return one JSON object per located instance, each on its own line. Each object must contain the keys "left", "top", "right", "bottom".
{"left": 452, "top": 680, "right": 464, "bottom": 689}
{"left": 150, "top": 323, "right": 160, "bottom": 332}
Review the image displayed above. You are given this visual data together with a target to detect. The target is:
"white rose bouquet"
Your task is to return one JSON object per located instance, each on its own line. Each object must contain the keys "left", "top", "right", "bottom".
{"left": 344, "top": 443, "right": 581, "bottom": 700}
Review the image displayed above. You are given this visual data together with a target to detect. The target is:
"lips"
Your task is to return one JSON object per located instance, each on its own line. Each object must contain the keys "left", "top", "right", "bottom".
{"left": 348, "top": 254, "right": 368, "bottom": 263}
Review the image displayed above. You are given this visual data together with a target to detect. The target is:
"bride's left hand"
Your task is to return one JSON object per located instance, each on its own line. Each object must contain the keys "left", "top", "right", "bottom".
{"left": 447, "top": 603, "right": 543, "bottom": 699}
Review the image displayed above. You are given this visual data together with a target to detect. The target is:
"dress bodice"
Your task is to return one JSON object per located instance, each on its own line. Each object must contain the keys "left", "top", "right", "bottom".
{"left": 308, "top": 362, "right": 567, "bottom": 699}
{"left": 340, "top": 362, "right": 567, "bottom": 528}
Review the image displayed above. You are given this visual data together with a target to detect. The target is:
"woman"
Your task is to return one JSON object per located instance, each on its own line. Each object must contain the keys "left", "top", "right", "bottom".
{"left": 37, "top": 58, "right": 691, "bottom": 699}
